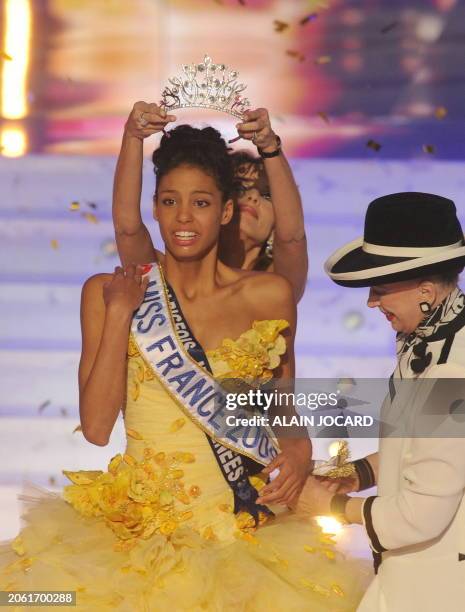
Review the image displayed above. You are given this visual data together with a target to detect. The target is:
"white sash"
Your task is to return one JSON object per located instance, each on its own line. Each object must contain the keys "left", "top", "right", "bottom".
{"left": 131, "top": 263, "right": 279, "bottom": 465}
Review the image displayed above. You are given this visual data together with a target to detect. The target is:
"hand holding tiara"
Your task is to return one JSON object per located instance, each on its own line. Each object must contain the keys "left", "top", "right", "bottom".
{"left": 125, "top": 101, "right": 176, "bottom": 141}
{"left": 235, "top": 107, "right": 279, "bottom": 151}
{"left": 160, "top": 55, "right": 254, "bottom": 143}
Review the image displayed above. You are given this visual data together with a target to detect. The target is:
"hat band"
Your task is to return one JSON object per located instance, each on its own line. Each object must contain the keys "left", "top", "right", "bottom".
{"left": 362, "top": 240, "right": 463, "bottom": 257}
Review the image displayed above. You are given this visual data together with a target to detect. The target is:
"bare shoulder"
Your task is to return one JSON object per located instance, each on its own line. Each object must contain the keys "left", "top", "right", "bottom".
{"left": 81, "top": 273, "right": 112, "bottom": 312}
{"left": 239, "top": 270, "right": 295, "bottom": 324}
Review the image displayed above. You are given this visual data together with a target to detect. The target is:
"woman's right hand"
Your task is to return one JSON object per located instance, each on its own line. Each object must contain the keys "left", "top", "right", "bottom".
{"left": 103, "top": 264, "right": 149, "bottom": 313}
{"left": 124, "top": 101, "right": 176, "bottom": 141}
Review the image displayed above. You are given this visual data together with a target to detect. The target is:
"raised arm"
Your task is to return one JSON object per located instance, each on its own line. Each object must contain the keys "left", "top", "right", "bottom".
{"left": 236, "top": 109, "right": 308, "bottom": 302}
{"left": 113, "top": 102, "right": 175, "bottom": 266}
{"left": 79, "top": 265, "right": 148, "bottom": 445}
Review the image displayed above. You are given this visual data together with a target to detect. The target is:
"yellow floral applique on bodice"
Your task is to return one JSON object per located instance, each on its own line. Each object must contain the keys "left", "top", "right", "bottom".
{"left": 63, "top": 320, "right": 289, "bottom": 547}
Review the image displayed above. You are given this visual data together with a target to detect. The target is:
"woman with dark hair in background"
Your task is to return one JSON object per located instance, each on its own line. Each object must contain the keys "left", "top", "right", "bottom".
{"left": 113, "top": 102, "right": 308, "bottom": 302}
{"left": 0, "top": 125, "right": 368, "bottom": 611}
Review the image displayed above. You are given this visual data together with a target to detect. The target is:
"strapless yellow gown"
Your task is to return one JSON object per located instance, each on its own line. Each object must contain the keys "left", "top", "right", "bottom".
{"left": 0, "top": 321, "right": 370, "bottom": 611}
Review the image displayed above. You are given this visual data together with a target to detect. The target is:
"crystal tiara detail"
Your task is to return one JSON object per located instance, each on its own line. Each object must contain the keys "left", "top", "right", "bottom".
{"left": 160, "top": 55, "right": 251, "bottom": 119}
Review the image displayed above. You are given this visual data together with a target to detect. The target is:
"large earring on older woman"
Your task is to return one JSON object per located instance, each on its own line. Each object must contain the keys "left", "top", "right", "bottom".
{"left": 420, "top": 301, "right": 432, "bottom": 314}
{"left": 265, "top": 233, "right": 274, "bottom": 259}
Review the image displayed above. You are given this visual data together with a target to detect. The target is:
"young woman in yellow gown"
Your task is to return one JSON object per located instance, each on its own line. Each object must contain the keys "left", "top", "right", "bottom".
{"left": 0, "top": 126, "right": 369, "bottom": 611}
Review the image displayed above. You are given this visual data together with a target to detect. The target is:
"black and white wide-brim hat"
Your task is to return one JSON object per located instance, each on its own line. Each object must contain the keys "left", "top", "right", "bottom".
{"left": 325, "top": 192, "right": 465, "bottom": 288}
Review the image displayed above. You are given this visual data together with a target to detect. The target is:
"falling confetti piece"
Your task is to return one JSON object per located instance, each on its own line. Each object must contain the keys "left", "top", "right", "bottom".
{"left": 126, "top": 428, "right": 144, "bottom": 440}
{"left": 169, "top": 417, "right": 186, "bottom": 433}
{"left": 189, "top": 485, "right": 201, "bottom": 498}
{"left": 434, "top": 106, "right": 447, "bottom": 120}
{"left": 72, "top": 424, "right": 82, "bottom": 433}
{"left": 304, "top": 545, "right": 316, "bottom": 553}
{"left": 366, "top": 139, "right": 382, "bottom": 152}
{"left": 60, "top": 407, "right": 68, "bottom": 417}
{"left": 82, "top": 212, "right": 98, "bottom": 224}
{"left": 273, "top": 20, "right": 289, "bottom": 32}
{"left": 300, "top": 13, "right": 318, "bottom": 25}
{"left": 1, "top": 51, "right": 13, "bottom": 61}
{"left": 286, "top": 50, "right": 306, "bottom": 62}
{"left": 315, "top": 55, "right": 332, "bottom": 65}
{"left": 49, "top": 476, "right": 56, "bottom": 486}
{"left": 331, "top": 584, "right": 345, "bottom": 597}
{"left": 101, "top": 238, "right": 118, "bottom": 257}
{"left": 423, "top": 144, "right": 435, "bottom": 154}
{"left": 38, "top": 400, "right": 51, "bottom": 414}
{"left": 87, "top": 202, "right": 97, "bottom": 210}
{"left": 317, "top": 111, "right": 330, "bottom": 124}
{"left": 69, "top": 201, "right": 80, "bottom": 211}
{"left": 343, "top": 310, "right": 364, "bottom": 331}
{"left": 50, "top": 239, "right": 59, "bottom": 250}
{"left": 123, "top": 453, "right": 136, "bottom": 466}
{"left": 380, "top": 21, "right": 399, "bottom": 34}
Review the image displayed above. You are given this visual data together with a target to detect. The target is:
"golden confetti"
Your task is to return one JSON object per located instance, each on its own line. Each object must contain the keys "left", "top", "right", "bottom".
{"left": 366, "top": 139, "right": 382, "bottom": 152}
{"left": 189, "top": 485, "right": 201, "bottom": 498}
{"left": 1, "top": 51, "right": 13, "bottom": 61}
{"left": 170, "top": 469, "right": 184, "bottom": 479}
{"left": 219, "top": 503, "right": 233, "bottom": 513}
{"left": 179, "top": 511, "right": 193, "bottom": 522}
{"left": 69, "top": 201, "right": 80, "bottom": 211}
{"left": 11, "top": 536, "right": 25, "bottom": 556}
{"left": 300, "top": 13, "right": 318, "bottom": 25}
{"left": 63, "top": 470, "right": 103, "bottom": 485}
{"left": 169, "top": 417, "right": 186, "bottom": 433}
{"left": 72, "top": 424, "right": 82, "bottom": 433}
{"left": 315, "top": 55, "right": 332, "bottom": 65}
{"left": 304, "top": 545, "right": 316, "bottom": 553}
{"left": 81, "top": 212, "right": 98, "bottom": 224}
{"left": 434, "top": 106, "right": 447, "bottom": 120}
{"left": 126, "top": 428, "right": 143, "bottom": 440}
{"left": 123, "top": 453, "right": 136, "bottom": 466}
{"left": 273, "top": 20, "right": 289, "bottom": 32}
{"left": 380, "top": 21, "right": 399, "bottom": 34}
{"left": 331, "top": 584, "right": 345, "bottom": 597}
{"left": 286, "top": 50, "right": 306, "bottom": 62}
{"left": 317, "top": 111, "right": 330, "bottom": 124}
{"left": 203, "top": 526, "right": 217, "bottom": 541}
{"left": 323, "top": 549, "right": 336, "bottom": 560}
{"left": 50, "top": 239, "right": 59, "bottom": 250}
{"left": 38, "top": 400, "right": 51, "bottom": 414}
{"left": 423, "top": 144, "right": 435, "bottom": 154}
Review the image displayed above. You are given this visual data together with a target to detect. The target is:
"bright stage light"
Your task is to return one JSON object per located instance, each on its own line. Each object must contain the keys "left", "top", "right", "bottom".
{"left": 1, "top": 127, "right": 27, "bottom": 157}
{"left": 1, "top": 0, "right": 32, "bottom": 119}
{"left": 328, "top": 440, "right": 343, "bottom": 458}
{"left": 315, "top": 515, "right": 343, "bottom": 535}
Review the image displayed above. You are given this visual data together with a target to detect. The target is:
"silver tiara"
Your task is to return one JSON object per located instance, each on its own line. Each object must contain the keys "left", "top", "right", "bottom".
{"left": 160, "top": 55, "right": 251, "bottom": 119}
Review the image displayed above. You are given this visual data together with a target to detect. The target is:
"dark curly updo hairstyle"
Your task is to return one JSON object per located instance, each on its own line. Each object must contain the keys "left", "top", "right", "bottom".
{"left": 152, "top": 125, "right": 234, "bottom": 202}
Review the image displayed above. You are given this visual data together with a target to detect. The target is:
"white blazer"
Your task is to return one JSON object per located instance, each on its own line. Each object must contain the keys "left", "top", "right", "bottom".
{"left": 357, "top": 358, "right": 465, "bottom": 611}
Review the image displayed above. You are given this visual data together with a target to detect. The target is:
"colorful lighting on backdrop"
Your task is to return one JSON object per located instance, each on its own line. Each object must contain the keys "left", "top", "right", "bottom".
{"left": 0, "top": 0, "right": 463, "bottom": 158}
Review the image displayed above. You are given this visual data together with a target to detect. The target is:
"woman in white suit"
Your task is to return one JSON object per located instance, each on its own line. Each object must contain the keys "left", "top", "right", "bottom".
{"left": 289, "top": 192, "right": 465, "bottom": 611}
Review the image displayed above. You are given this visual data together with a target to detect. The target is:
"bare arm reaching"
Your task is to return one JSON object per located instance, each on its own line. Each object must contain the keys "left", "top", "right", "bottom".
{"left": 113, "top": 102, "right": 175, "bottom": 266}
{"left": 236, "top": 109, "right": 308, "bottom": 302}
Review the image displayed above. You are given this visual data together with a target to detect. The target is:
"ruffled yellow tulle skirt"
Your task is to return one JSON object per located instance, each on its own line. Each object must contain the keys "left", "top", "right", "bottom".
{"left": 0, "top": 487, "right": 371, "bottom": 612}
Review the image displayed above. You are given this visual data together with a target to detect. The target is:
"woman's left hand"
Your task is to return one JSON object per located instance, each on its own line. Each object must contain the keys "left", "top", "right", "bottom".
{"left": 235, "top": 108, "right": 278, "bottom": 152}
{"left": 290, "top": 475, "right": 335, "bottom": 517}
{"left": 257, "top": 440, "right": 311, "bottom": 506}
